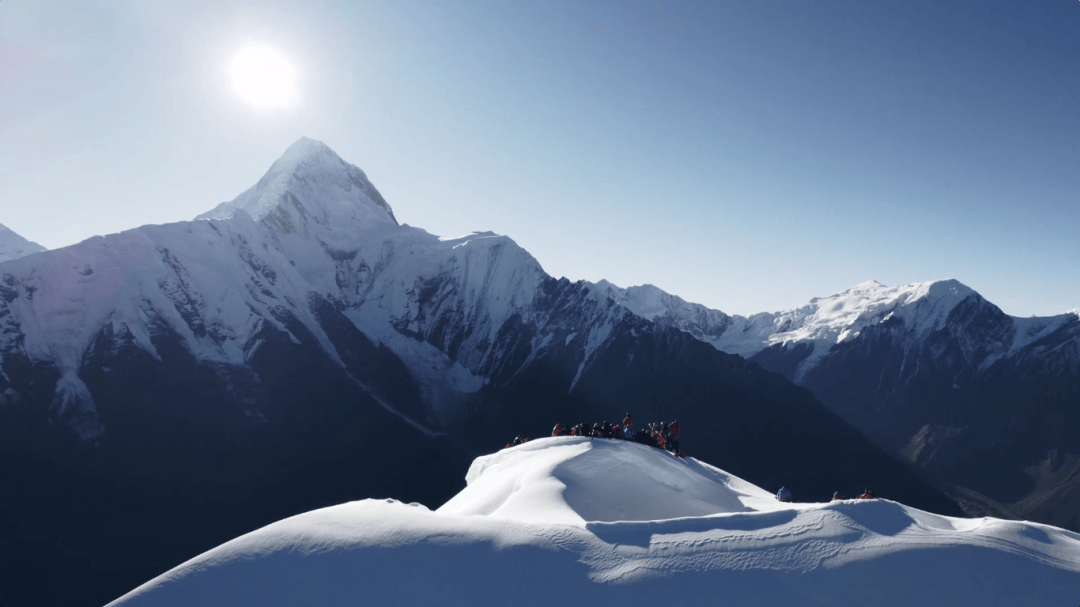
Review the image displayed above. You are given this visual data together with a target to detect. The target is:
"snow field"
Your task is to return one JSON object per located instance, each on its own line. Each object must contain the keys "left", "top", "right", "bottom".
{"left": 110, "top": 437, "right": 1080, "bottom": 606}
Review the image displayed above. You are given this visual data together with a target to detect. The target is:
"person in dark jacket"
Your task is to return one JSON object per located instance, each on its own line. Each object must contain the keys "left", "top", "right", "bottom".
{"left": 776, "top": 486, "right": 793, "bottom": 502}
{"left": 669, "top": 420, "right": 680, "bottom": 454}
{"left": 634, "top": 427, "right": 656, "bottom": 447}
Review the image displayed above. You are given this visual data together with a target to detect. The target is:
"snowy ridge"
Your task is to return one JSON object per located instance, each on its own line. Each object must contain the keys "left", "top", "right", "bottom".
{"left": 753, "top": 279, "right": 977, "bottom": 377}
{"left": 588, "top": 279, "right": 773, "bottom": 357}
{"left": 0, "top": 213, "right": 344, "bottom": 439}
{"left": 110, "top": 438, "right": 1080, "bottom": 606}
{"left": 0, "top": 222, "right": 46, "bottom": 264}
{"left": 0, "top": 138, "right": 630, "bottom": 437}
{"left": 596, "top": 278, "right": 1080, "bottom": 380}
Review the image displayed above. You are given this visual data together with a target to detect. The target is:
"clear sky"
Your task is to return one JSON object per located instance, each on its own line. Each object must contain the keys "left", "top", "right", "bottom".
{"left": 2, "top": 1, "right": 1078, "bottom": 316}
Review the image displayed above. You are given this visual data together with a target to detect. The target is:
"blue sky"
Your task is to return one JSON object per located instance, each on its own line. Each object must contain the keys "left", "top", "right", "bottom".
{"left": 2, "top": 1, "right": 1077, "bottom": 316}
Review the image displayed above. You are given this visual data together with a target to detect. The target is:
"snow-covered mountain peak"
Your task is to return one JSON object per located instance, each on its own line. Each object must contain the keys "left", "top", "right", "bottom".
{"left": 767, "top": 279, "right": 979, "bottom": 353}
{"left": 196, "top": 137, "right": 396, "bottom": 232}
{"left": 0, "top": 222, "right": 47, "bottom": 264}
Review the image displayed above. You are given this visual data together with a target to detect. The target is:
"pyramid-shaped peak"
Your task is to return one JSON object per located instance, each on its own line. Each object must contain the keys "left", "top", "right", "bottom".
{"left": 268, "top": 137, "right": 341, "bottom": 174}
{"left": 197, "top": 137, "right": 396, "bottom": 226}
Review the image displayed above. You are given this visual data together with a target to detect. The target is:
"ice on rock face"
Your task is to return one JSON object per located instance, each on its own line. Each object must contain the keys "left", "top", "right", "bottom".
{"left": 0, "top": 222, "right": 47, "bottom": 264}
{"left": 109, "top": 438, "right": 1080, "bottom": 607}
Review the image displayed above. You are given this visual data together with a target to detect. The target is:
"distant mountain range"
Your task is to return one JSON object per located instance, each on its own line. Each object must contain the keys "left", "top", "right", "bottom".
{"left": 0, "top": 139, "right": 958, "bottom": 607}
{"left": 594, "top": 278, "right": 1080, "bottom": 530}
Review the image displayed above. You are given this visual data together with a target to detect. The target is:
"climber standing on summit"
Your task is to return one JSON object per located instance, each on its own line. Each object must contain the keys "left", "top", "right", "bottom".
{"left": 622, "top": 413, "right": 634, "bottom": 439}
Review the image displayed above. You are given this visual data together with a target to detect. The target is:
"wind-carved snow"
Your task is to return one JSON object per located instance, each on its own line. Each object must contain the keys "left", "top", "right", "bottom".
{"left": 0, "top": 222, "right": 46, "bottom": 264}
{"left": 109, "top": 437, "right": 1080, "bottom": 606}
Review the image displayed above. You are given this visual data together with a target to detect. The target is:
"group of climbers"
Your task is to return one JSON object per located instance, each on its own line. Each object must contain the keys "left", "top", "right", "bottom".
{"left": 832, "top": 489, "right": 874, "bottom": 500}
{"left": 506, "top": 424, "right": 881, "bottom": 505}
{"left": 776, "top": 487, "right": 876, "bottom": 503}
{"left": 545, "top": 413, "right": 685, "bottom": 458}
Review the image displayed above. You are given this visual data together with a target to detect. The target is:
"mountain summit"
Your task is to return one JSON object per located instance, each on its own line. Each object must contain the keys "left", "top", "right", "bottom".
{"left": 197, "top": 137, "right": 397, "bottom": 228}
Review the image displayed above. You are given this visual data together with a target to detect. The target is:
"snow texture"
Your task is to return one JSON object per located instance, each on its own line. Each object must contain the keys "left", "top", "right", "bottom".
{"left": 110, "top": 437, "right": 1080, "bottom": 606}
{"left": 0, "top": 222, "right": 46, "bottom": 264}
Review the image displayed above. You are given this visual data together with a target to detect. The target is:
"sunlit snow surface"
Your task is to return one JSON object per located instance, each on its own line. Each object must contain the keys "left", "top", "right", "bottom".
{"left": 110, "top": 438, "right": 1080, "bottom": 606}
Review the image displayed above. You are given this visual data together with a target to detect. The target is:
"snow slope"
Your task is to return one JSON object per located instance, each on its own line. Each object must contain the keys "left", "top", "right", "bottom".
{"left": 0, "top": 138, "right": 632, "bottom": 438}
{"left": 110, "top": 437, "right": 1080, "bottom": 606}
{"left": 596, "top": 278, "right": 1079, "bottom": 379}
{"left": 0, "top": 222, "right": 46, "bottom": 264}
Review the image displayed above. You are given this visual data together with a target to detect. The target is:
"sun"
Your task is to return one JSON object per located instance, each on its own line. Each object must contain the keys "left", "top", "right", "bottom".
{"left": 227, "top": 46, "right": 297, "bottom": 109}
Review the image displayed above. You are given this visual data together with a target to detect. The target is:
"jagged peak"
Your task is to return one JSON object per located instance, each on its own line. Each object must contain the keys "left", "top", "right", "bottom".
{"left": 196, "top": 137, "right": 396, "bottom": 228}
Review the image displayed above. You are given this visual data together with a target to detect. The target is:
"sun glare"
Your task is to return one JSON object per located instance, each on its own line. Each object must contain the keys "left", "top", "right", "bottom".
{"left": 227, "top": 46, "right": 297, "bottom": 109}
